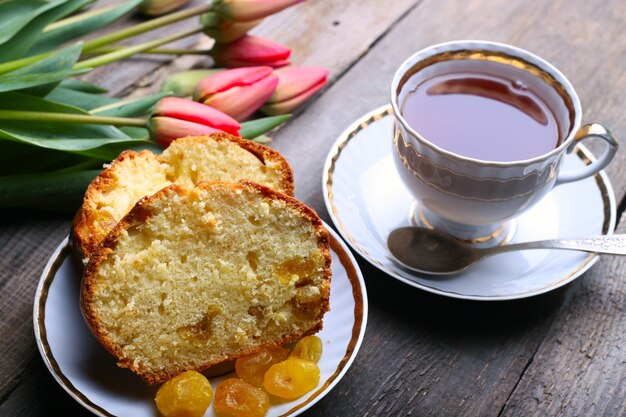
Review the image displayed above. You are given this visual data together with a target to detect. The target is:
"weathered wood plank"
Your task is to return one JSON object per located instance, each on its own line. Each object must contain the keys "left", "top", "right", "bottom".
{"left": 0, "top": 213, "right": 69, "bottom": 403}
{"left": 2, "top": 0, "right": 625, "bottom": 415}
{"left": 498, "top": 218, "right": 626, "bottom": 417}
{"left": 0, "top": 361, "right": 92, "bottom": 417}
{"left": 305, "top": 261, "right": 566, "bottom": 416}
{"left": 0, "top": 0, "right": 421, "bottom": 412}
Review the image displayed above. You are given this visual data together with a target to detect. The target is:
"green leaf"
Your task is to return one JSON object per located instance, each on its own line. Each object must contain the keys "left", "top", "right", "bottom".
{"left": 0, "top": 124, "right": 141, "bottom": 151}
{"left": 0, "top": 92, "right": 135, "bottom": 154}
{"left": 0, "top": 68, "right": 89, "bottom": 94}
{"left": 90, "top": 92, "right": 169, "bottom": 117}
{"left": 76, "top": 140, "right": 162, "bottom": 160}
{"left": 30, "top": 0, "right": 142, "bottom": 55}
{"left": 119, "top": 126, "right": 150, "bottom": 138}
{"left": 0, "top": 91, "right": 90, "bottom": 113}
{"left": 240, "top": 114, "right": 292, "bottom": 139}
{"left": 8, "top": 43, "right": 84, "bottom": 95}
{"left": 59, "top": 79, "right": 108, "bottom": 94}
{"left": 46, "top": 86, "right": 116, "bottom": 110}
{"left": 12, "top": 43, "right": 83, "bottom": 75}
{"left": 0, "top": 0, "right": 57, "bottom": 45}
{"left": 0, "top": 125, "right": 151, "bottom": 163}
{"left": 0, "top": 0, "right": 91, "bottom": 63}
{"left": 0, "top": 136, "right": 104, "bottom": 176}
{"left": 0, "top": 169, "right": 102, "bottom": 211}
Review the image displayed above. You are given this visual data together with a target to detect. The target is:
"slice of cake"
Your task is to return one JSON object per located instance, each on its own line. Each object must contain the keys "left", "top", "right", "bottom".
{"left": 81, "top": 181, "right": 331, "bottom": 384}
{"left": 71, "top": 134, "right": 294, "bottom": 260}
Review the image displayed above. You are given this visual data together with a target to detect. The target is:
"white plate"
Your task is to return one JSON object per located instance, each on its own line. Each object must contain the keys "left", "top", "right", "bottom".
{"left": 34, "top": 225, "right": 367, "bottom": 417}
{"left": 323, "top": 105, "right": 616, "bottom": 301}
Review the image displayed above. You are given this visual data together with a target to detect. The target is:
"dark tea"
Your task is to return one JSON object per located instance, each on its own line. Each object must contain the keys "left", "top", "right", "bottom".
{"left": 401, "top": 72, "right": 560, "bottom": 162}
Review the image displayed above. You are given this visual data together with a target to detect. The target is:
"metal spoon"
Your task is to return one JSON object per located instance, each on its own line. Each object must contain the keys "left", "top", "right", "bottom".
{"left": 387, "top": 227, "right": 626, "bottom": 275}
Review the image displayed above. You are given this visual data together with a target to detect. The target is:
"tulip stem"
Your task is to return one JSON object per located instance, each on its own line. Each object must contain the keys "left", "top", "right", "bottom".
{"left": 89, "top": 46, "right": 213, "bottom": 56}
{"left": 0, "top": 110, "right": 147, "bottom": 127}
{"left": 75, "top": 26, "right": 204, "bottom": 69}
{"left": 82, "top": 3, "right": 213, "bottom": 52}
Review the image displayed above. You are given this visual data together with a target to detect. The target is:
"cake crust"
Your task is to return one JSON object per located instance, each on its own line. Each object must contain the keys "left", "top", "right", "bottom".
{"left": 81, "top": 181, "right": 330, "bottom": 385}
{"left": 71, "top": 134, "right": 294, "bottom": 261}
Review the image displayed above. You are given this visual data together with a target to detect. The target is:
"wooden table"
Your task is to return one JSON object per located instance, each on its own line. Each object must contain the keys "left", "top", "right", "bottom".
{"left": 1, "top": 0, "right": 625, "bottom": 415}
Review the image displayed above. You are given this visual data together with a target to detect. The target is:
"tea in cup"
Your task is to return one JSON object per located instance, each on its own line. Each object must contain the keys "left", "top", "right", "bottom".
{"left": 390, "top": 40, "right": 618, "bottom": 245}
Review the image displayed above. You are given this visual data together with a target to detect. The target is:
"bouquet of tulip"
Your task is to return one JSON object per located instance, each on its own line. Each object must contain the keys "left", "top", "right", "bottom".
{"left": 0, "top": 0, "right": 328, "bottom": 211}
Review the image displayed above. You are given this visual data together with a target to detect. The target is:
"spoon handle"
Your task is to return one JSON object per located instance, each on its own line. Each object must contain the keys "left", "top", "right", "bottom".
{"left": 495, "top": 234, "right": 626, "bottom": 255}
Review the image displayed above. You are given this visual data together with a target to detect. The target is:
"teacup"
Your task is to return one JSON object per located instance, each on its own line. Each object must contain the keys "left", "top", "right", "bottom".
{"left": 390, "top": 40, "right": 618, "bottom": 245}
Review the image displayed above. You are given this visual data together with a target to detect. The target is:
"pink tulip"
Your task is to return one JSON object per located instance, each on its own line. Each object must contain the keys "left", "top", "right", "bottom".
{"left": 260, "top": 66, "right": 329, "bottom": 115}
{"left": 150, "top": 97, "right": 240, "bottom": 147}
{"left": 194, "top": 66, "right": 278, "bottom": 121}
{"left": 212, "top": 0, "right": 304, "bottom": 22}
{"left": 211, "top": 35, "right": 291, "bottom": 68}
{"left": 201, "top": 11, "right": 262, "bottom": 43}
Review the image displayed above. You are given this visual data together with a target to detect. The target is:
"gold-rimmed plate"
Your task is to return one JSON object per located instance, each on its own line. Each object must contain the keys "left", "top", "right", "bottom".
{"left": 322, "top": 105, "right": 616, "bottom": 300}
{"left": 34, "top": 224, "right": 367, "bottom": 417}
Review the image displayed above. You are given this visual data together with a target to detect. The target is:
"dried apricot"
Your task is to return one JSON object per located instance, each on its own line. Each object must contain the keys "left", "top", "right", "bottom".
{"left": 263, "top": 358, "right": 320, "bottom": 399}
{"left": 214, "top": 378, "right": 270, "bottom": 417}
{"left": 290, "top": 336, "right": 323, "bottom": 362}
{"left": 235, "top": 346, "right": 289, "bottom": 387}
{"left": 155, "top": 370, "right": 212, "bottom": 417}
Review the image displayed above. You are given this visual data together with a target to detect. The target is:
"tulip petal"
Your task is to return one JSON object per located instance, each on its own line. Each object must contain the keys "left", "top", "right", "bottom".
{"left": 211, "top": 35, "right": 291, "bottom": 68}
{"left": 203, "top": 74, "right": 278, "bottom": 120}
{"left": 154, "top": 97, "right": 240, "bottom": 134}
{"left": 268, "top": 66, "right": 329, "bottom": 103}
{"left": 213, "top": 0, "right": 304, "bottom": 22}
{"left": 260, "top": 78, "right": 325, "bottom": 115}
{"left": 149, "top": 117, "right": 226, "bottom": 147}
{"left": 193, "top": 66, "right": 273, "bottom": 101}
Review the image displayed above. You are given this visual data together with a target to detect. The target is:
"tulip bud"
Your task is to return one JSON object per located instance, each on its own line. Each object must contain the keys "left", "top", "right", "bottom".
{"left": 211, "top": 35, "right": 290, "bottom": 68}
{"left": 194, "top": 66, "right": 278, "bottom": 120}
{"left": 260, "top": 66, "right": 328, "bottom": 115}
{"left": 139, "top": 0, "right": 191, "bottom": 16}
{"left": 201, "top": 12, "right": 262, "bottom": 43}
{"left": 149, "top": 118, "right": 225, "bottom": 147}
{"left": 161, "top": 69, "right": 222, "bottom": 97}
{"left": 212, "top": 0, "right": 304, "bottom": 22}
{"left": 150, "top": 97, "right": 240, "bottom": 147}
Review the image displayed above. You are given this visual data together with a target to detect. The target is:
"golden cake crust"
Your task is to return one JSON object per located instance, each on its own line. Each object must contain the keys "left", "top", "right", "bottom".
{"left": 71, "top": 134, "right": 294, "bottom": 261}
{"left": 81, "top": 181, "right": 330, "bottom": 385}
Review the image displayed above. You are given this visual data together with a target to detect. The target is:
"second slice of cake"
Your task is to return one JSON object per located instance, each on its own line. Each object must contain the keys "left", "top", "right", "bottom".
{"left": 72, "top": 134, "right": 294, "bottom": 260}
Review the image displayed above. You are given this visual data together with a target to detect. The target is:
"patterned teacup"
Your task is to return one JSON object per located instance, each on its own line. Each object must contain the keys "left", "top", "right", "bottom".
{"left": 390, "top": 40, "right": 618, "bottom": 245}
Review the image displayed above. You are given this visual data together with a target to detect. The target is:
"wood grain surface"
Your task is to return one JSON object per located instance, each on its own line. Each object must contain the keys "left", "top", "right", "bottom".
{"left": 1, "top": 0, "right": 625, "bottom": 416}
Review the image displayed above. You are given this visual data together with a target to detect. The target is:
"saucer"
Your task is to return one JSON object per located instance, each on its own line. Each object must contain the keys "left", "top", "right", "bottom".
{"left": 322, "top": 105, "right": 616, "bottom": 301}
{"left": 34, "top": 225, "right": 367, "bottom": 416}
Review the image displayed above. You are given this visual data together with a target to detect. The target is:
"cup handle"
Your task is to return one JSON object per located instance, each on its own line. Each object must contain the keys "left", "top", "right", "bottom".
{"left": 555, "top": 123, "right": 618, "bottom": 186}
